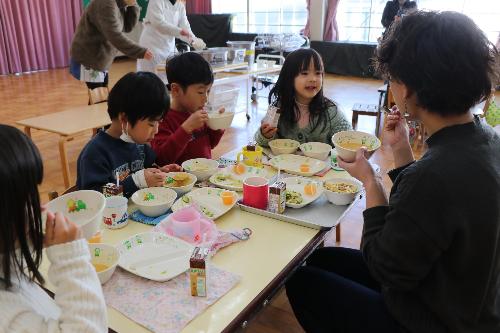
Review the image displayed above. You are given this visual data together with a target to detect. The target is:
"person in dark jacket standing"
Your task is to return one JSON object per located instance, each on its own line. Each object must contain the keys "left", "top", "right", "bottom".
{"left": 286, "top": 11, "right": 500, "bottom": 333}
{"left": 70, "top": 0, "right": 153, "bottom": 89}
{"left": 381, "top": 0, "right": 417, "bottom": 30}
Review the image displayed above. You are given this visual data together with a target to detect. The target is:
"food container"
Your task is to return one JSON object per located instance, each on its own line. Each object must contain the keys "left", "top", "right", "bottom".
{"left": 227, "top": 41, "right": 256, "bottom": 66}
{"left": 207, "top": 112, "right": 235, "bottom": 130}
{"left": 268, "top": 181, "right": 286, "bottom": 214}
{"left": 131, "top": 187, "right": 177, "bottom": 217}
{"left": 182, "top": 158, "right": 219, "bottom": 181}
{"left": 299, "top": 142, "right": 332, "bottom": 161}
{"left": 207, "top": 47, "right": 228, "bottom": 63}
{"left": 190, "top": 247, "right": 210, "bottom": 297}
{"left": 46, "top": 190, "right": 105, "bottom": 240}
{"left": 227, "top": 48, "right": 245, "bottom": 62}
{"left": 323, "top": 178, "right": 363, "bottom": 205}
{"left": 332, "top": 130, "right": 381, "bottom": 163}
{"left": 194, "top": 50, "right": 215, "bottom": 63}
{"left": 102, "top": 183, "right": 123, "bottom": 197}
{"left": 262, "top": 105, "right": 281, "bottom": 128}
{"left": 89, "top": 243, "right": 120, "bottom": 284}
{"left": 268, "top": 139, "right": 300, "bottom": 155}
{"left": 163, "top": 172, "right": 197, "bottom": 195}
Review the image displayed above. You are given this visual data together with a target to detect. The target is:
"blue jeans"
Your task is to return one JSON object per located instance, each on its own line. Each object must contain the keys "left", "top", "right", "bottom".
{"left": 286, "top": 247, "right": 402, "bottom": 333}
{"left": 69, "top": 58, "right": 108, "bottom": 89}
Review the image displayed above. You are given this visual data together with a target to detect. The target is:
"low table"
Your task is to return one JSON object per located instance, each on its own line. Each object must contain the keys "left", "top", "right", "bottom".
{"left": 39, "top": 206, "right": 327, "bottom": 332}
{"left": 16, "top": 103, "right": 110, "bottom": 188}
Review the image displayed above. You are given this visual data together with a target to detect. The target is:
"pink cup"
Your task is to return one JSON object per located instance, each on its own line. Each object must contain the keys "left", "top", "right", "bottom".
{"left": 169, "top": 207, "right": 202, "bottom": 243}
{"left": 243, "top": 176, "right": 269, "bottom": 210}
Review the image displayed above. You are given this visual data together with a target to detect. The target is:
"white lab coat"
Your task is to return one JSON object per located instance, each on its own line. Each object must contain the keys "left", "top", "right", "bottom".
{"left": 137, "top": 0, "right": 194, "bottom": 73}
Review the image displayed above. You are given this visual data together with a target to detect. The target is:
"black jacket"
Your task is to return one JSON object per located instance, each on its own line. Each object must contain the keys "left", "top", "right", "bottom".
{"left": 363, "top": 117, "right": 500, "bottom": 332}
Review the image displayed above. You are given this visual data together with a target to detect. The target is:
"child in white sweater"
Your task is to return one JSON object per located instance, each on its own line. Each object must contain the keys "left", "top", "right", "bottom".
{"left": 0, "top": 125, "right": 107, "bottom": 332}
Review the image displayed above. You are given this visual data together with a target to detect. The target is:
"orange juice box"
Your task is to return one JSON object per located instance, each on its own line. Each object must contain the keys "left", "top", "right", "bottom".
{"left": 190, "top": 247, "right": 209, "bottom": 297}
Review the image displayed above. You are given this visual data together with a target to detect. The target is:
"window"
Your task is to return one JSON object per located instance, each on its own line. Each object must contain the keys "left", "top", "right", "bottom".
{"left": 337, "top": 0, "right": 500, "bottom": 43}
{"left": 212, "top": 0, "right": 307, "bottom": 34}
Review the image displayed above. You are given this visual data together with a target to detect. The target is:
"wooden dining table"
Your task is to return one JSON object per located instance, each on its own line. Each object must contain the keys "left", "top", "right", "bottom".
{"left": 16, "top": 103, "right": 111, "bottom": 188}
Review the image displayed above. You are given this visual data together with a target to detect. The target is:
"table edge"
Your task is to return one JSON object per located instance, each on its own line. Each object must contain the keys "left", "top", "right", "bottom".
{"left": 221, "top": 228, "right": 328, "bottom": 332}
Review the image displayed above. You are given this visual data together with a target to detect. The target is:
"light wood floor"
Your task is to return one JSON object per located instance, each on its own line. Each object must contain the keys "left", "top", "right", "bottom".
{"left": 0, "top": 58, "right": 417, "bottom": 332}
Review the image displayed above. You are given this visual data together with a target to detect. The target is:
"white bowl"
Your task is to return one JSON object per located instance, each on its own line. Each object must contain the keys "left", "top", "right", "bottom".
{"left": 207, "top": 112, "right": 235, "bottom": 130}
{"left": 163, "top": 172, "right": 197, "bottom": 196}
{"left": 88, "top": 243, "right": 119, "bottom": 284}
{"left": 46, "top": 190, "right": 105, "bottom": 240}
{"left": 299, "top": 142, "right": 332, "bottom": 160}
{"left": 182, "top": 158, "right": 219, "bottom": 181}
{"left": 323, "top": 178, "right": 363, "bottom": 205}
{"left": 131, "top": 187, "right": 177, "bottom": 217}
{"left": 332, "top": 130, "right": 381, "bottom": 162}
{"left": 268, "top": 139, "right": 300, "bottom": 155}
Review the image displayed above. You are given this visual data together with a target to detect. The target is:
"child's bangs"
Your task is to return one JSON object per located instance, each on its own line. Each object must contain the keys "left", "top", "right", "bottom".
{"left": 299, "top": 52, "right": 324, "bottom": 72}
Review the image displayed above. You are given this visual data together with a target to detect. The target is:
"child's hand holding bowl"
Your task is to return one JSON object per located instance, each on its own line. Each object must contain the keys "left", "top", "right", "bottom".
{"left": 145, "top": 168, "right": 167, "bottom": 187}
{"left": 44, "top": 211, "right": 82, "bottom": 248}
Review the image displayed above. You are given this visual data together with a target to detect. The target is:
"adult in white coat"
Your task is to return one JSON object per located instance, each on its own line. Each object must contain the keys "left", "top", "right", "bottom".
{"left": 137, "top": 0, "right": 205, "bottom": 73}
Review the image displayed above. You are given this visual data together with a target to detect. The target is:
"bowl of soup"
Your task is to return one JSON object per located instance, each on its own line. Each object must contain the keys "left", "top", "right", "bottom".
{"left": 131, "top": 187, "right": 177, "bottom": 217}
{"left": 323, "top": 178, "right": 363, "bottom": 205}
{"left": 88, "top": 243, "right": 120, "bottom": 284}
{"left": 332, "top": 130, "right": 381, "bottom": 162}
{"left": 163, "top": 172, "right": 197, "bottom": 195}
{"left": 182, "top": 158, "right": 219, "bottom": 181}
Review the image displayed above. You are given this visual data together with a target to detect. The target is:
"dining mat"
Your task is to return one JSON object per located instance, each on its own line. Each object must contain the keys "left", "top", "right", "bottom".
{"left": 129, "top": 209, "right": 171, "bottom": 226}
{"left": 103, "top": 265, "right": 240, "bottom": 333}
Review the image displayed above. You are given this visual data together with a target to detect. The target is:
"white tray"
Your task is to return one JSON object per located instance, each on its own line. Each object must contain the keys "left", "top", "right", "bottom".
{"left": 237, "top": 193, "right": 362, "bottom": 230}
{"left": 117, "top": 232, "right": 194, "bottom": 282}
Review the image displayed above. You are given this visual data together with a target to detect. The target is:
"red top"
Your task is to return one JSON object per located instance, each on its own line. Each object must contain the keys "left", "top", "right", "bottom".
{"left": 152, "top": 109, "right": 225, "bottom": 165}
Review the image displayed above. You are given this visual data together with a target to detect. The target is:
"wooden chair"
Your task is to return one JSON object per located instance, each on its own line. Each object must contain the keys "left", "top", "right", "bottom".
{"left": 351, "top": 85, "right": 387, "bottom": 137}
{"left": 88, "top": 87, "right": 109, "bottom": 136}
{"left": 48, "top": 185, "right": 78, "bottom": 201}
{"left": 88, "top": 87, "right": 109, "bottom": 105}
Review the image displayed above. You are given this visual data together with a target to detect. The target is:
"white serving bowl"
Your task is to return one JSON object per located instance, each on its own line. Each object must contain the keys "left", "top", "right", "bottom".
{"left": 182, "top": 158, "right": 219, "bottom": 181}
{"left": 323, "top": 178, "right": 363, "bottom": 205}
{"left": 46, "top": 190, "right": 105, "bottom": 240}
{"left": 131, "top": 187, "right": 177, "bottom": 217}
{"left": 207, "top": 112, "right": 235, "bottom": 130}
{"left": 332, "top": 130, "right": 381, "bottom": 162}
{"left": 268, "top": 139, "right": 300, "bottom": 155}
{"left": 299, "top": 142, "right": 332, "bottom": 161}
{"left": 88, "top": 243, "right": 120, "bottom": 284}
{"left": 163, "top": 172, "right": 197, "bottom": 196}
